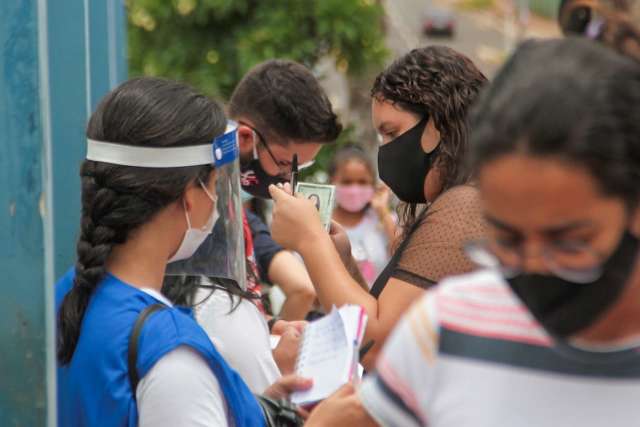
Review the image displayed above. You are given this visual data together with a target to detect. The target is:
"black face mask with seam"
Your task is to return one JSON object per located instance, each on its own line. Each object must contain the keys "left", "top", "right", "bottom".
{"left": 240, "top": 156, "right": 288, "bottom": 199}
{"left": 377, "top": 117, "right": 439, "bottom": 204}
{"left": 506, "top": 231, "right": 640, "bottom": 339}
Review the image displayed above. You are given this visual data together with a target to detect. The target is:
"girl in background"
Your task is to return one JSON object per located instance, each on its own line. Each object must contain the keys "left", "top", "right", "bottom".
{"left": 329, "top": 145, "right": 397, "bottom": 288}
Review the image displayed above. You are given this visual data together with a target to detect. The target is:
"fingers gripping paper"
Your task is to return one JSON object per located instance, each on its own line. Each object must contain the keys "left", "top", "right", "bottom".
{"left": 291, "top": 305, "right": 368, "bottom": 405}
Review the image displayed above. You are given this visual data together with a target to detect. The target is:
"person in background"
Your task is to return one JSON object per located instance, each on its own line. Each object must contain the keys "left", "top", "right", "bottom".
{"left": 559, "top": 0, "right": 640, "bottom": 61}
{"left": 358, "top": 38, "right": 640, "bottom": 427}
{"left": 269, "top": 46, "right": 489, "bottom": 370}
{"left": 329, "top": 145, "right": 398, "bottom": 288}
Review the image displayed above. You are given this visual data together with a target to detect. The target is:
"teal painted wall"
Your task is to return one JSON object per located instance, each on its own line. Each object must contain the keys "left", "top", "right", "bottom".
{"left": 48, "top": 0, "right": 128, "bottom": 279}
{"left": 0, "top": 2, "right": 49, "bottom": 424}
{"left": 0, "top": 1, "right": 127, "bottom": 424}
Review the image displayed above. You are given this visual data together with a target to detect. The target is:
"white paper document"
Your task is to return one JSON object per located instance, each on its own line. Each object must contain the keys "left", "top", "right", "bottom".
{"left": 291, "top": 305, "right": 368, "bottom": 405}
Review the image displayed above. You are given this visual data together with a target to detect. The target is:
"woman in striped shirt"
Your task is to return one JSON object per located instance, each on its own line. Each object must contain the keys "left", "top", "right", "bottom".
{"left": 327, "top": 37, "right": 640, "bottom": 427}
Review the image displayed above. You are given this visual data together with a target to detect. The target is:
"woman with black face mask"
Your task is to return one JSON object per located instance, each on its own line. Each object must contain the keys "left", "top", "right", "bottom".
{"left": 350, "top": 38, "right": 640, "bottom": 427}
{"left": 268, "top": 46, "right": 488, "bottom": 370}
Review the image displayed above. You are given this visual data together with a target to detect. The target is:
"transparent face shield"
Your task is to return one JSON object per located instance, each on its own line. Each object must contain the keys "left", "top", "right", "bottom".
{"left": 86, "top": 122, "right": 247, "bottom": 300}
{"left": 164, "top": 124, "right": 246, "bottom": 292}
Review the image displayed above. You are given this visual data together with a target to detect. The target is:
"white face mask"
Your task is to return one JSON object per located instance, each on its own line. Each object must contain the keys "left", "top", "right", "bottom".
{"left": 168, "top": 181, "right": 219, "bottom": 263}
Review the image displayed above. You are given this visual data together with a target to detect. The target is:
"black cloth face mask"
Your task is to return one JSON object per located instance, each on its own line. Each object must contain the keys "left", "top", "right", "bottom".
{"left": 377, "top": 117, "right": 438, "bottom": 204}
{"left": 240, "top": 157, "right": 288, "bottom": 199}
{"left": 239, "top": 131, "right": 288, "bottom": 199}
{"left": 506, "top": 231, "right": 640, "bottom": 339}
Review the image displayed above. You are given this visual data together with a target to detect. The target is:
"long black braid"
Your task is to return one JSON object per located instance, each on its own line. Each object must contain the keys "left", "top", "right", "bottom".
{"left": 57, "top": 77, "right": 225, "bottom": 364}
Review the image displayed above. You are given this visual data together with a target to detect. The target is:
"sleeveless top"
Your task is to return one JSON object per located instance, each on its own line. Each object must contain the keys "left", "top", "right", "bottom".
{"left": 370, "top": 185, "right": 486, "bottom": 298}
{"left": 56, "top": 268, "right": 265, "bottom": 427}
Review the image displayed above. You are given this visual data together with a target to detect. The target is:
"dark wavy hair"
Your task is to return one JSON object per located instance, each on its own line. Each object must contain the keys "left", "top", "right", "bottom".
{"left": 57, "top": 77, "right": 226, "bottom": 365}
{"left": 470, "top": 38, "right": 640, "bottom": 208}
{"left": 371, "top": 45, "right": 487, "bottom": 238}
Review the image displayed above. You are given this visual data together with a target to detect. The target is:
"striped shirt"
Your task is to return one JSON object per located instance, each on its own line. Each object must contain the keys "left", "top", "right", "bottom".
{"left": 359, "top": 269, "right": 640, "bottom": 427}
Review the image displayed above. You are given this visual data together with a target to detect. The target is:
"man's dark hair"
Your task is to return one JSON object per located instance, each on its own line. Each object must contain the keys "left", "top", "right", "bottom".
{"left": 228, "top": 59, "right": 342, "bottom": 145}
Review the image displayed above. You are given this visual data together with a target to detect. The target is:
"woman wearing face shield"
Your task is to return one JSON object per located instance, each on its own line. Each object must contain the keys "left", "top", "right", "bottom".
{"left": 268, "top": 46, "right": 488, "bottom": 370}
{"left": 354, "top": 38, "right": 640, "bottom": 427}
{"left": 54, "top": 77, "right": 326, "bottom": 427}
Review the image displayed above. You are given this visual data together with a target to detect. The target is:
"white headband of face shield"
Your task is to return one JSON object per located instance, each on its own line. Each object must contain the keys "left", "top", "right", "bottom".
{"left": 86, "top": 122, "right": 238, "bottom": 168}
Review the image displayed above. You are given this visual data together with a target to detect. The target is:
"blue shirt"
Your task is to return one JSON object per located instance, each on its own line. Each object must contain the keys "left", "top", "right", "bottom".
{"left": 56, "top": 268, "right": 265, "bottom": 427}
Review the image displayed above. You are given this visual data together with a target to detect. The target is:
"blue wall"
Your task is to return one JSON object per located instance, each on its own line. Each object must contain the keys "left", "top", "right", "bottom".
{"left": 48, "top": 0, "right": 128, "bottom": 278}
{"left": 0, "top": 1, "right": 49, "bottom": 422}
{"left": 0, "top": 1, "right": 127, "bottom": 424}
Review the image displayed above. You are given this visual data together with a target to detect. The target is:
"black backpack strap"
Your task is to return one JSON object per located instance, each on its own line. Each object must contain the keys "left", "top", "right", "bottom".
{"left": 128, "top": 303, "right": 166, "bottom": 395}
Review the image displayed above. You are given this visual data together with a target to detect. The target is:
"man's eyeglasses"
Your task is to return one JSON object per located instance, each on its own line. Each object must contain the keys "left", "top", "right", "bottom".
{"left": 248, "top": 125, "right": 314, "bottom": 176}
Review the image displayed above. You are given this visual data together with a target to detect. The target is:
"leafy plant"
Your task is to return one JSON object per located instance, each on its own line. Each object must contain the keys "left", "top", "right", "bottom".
{"left": 128, "top": 0, "right": 388, "bottom": 99}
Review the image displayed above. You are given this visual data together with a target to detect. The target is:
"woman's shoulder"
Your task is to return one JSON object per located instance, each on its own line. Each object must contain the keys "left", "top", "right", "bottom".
{"left": 135, "top": 304, "right": 222, "bottom": 378}
{"left": 430, "top": 184, "right": 481, "bottom": 211}
{"left": 142, "top": 303, "right": 206, "bottom": 341}
{"left": 416, "top": 184, "right": 484, "bottom": 231}
{"left": 195, "top": 287, "right": 262, "bottom": 322}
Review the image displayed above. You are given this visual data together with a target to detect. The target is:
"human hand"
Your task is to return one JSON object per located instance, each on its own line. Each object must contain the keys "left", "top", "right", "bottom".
{"left": 269, "top": 184, "right": 326, "bottom": 253}
{"left": 263, "top": 374, "right": 313, "bottom": 401}
{"left": 329, "top": 220, "right": 353, "bottom": 267}
{"left": 370, "top": 184, "right": 391, "bottom": 217}
{"left": 328, "top": 220, "right": 369, "bottom": 289}
{"left": 271, "top": 319, "right": 307, "bottom": 336}
{"left": 272, "top": 323, "right": 304, "bottom": 375}
{"left": 305, "top": 384, "right": 378, "bottom": 426}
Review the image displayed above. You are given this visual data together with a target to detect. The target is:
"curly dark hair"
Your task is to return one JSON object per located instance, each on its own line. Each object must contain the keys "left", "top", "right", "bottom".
{"left": 57, "top": 77, "right": 225, "bottom": 365}
{"left": 371, "top": 45, "right": 487, "bottom": 237}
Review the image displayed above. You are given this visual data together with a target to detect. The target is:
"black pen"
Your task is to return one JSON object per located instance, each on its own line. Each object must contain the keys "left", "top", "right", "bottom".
{"left": 290, "top": 153, "right": 298, "bottom": 193}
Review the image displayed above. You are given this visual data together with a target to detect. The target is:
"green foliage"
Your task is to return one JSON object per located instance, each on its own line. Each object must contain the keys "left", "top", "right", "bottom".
{"left": 128, "top": 0, "right": 388, "bottom": 99}
{"left": 458, "top": 0, "right": 494, "bottom": 10}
